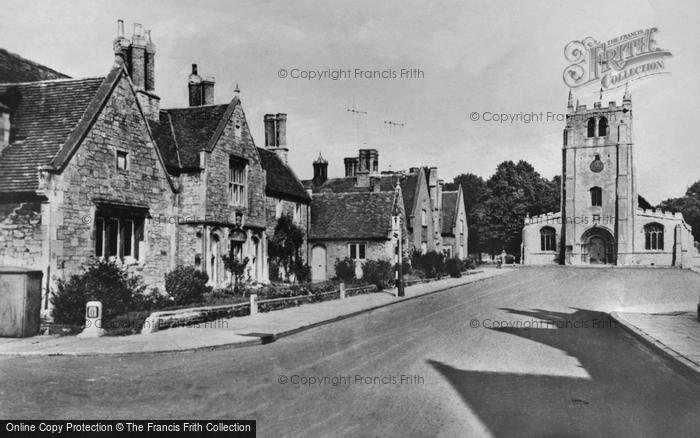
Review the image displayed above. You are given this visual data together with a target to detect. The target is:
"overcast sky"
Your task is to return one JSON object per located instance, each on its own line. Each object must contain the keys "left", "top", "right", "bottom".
{"left": 2, "top": 0, "right": 698, "bottom": 204}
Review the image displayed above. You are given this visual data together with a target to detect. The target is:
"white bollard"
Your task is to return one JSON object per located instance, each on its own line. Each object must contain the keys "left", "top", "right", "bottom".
{"left": 77, "top": 301, "right": 105, "bottom": 338}
{"left": 250, "top": 294, "right": 258, "bottom": 315}
{"left": 339, "top": 283, "right": 346, "bottom": 300}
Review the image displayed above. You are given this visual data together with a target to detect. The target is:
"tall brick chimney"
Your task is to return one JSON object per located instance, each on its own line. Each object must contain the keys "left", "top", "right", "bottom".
{"left": 113, "top": 20, "right": 160, "bottom": 120}
{"left": 263, "top": 113, "right": 289, "bottom": 165}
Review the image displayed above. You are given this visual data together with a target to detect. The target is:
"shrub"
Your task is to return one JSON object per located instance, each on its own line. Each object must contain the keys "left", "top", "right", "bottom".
{"left": 334, "top": 257, "right": 356, "bottom": 282}
{"left": 51, "top": 259, "right": 147, "bottom": 325}
{"left": 222, "top": 255, "right": 250, "bottom": 292}
{"left": 290, "top": 258, "right": 311, "bottom": 283}
{"left": 464, "top": 258, "right": 477, "bottom": 270}
{"left": 411, "top": 250, "right": 446, "bottom": 278}
{"left": 165, "top": 266, "right": 211, "bottom": 305}
{"left": 445, "top": 258, "right": 463, "bottom": 278}
{"left": 362, "top": 259, "right": 395, "bottom": 290}
{"left": 269, "top": 260, "right": 281, "bottom": 282}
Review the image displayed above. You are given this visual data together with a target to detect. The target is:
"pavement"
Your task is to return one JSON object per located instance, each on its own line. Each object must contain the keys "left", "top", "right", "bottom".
{"left": 0, "top": 268, "right": 512, "bottom": 356}
{"left": 611, "top": 309, "right": 700, "bottom": 374}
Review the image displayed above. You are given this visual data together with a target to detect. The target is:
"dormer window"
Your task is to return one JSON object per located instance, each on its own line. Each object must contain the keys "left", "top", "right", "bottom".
{"left": 116, "top": 150, "right": 128, "bottom": 170}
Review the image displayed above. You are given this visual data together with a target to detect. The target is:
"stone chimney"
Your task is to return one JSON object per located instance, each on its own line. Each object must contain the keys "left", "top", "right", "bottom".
{"left": 202, "top": 76, "right": 215, "bottom": 105}
{"left": 428, "top": 166, "right": 438, "bottom": 201}
{"left": 370, "top": 176, "right": 382, "bottom": 192}
{"left": 368, "top": 149, "right": 379, "bottom": 173}
{"left": 344, "top": 157, "right": 359, "bottom": 177}
{"left": 188, "top": 64, "right": 203, "bottom": 106}
{"left": 313, "top": 153, "right": 328, "bottom": 185}
{"left": 113, "top": 20, "right": 160, "bottom": 120}
{"left": 263, "top": 113, "right": 290, "bottom": 165}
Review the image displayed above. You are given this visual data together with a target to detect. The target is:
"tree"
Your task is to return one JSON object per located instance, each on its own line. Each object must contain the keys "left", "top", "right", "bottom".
{"left": 446, "top": 173, "right": 486, "bottom": 257}
{"left": 471, "top": 161, "right": 559, "bottom": 259}
{"left": 658, "top": 181, "right": 700, "bottom": 243}
{"left": 222, "top": 255, "right": 250, "bottom": 293}
{"left": 268, "top": 214, "right": 306, "bottom": 282}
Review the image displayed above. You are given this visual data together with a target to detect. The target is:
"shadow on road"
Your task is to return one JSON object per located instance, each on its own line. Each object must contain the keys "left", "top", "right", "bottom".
{"left": 429, "top": 308, "right": 700, "bottom": 438}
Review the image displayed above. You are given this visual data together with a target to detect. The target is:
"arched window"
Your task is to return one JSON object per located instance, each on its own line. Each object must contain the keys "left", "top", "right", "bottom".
{"left": 540, "top": 226, "right": 556, "bottom": 251}
{"left": 598, "top": 117, "right": 608, "bottom": 137}
{"left": 590, "top": 186, "right": 602, "bottom": 206}
{"left": 644, "top": 223, "right": 664, "bottom": 250}
{"left": 587, "top": 118, "right": 596, "bottom": 137}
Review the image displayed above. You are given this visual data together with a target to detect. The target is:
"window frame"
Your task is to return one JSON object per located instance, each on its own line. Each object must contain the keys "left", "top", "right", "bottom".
{"left": 228, "top": 156, "right": 247, "bottom": 207}
{"left": 116, "top": 150, "right": 129, "bottom": 171}
{"left": 590, "top": 186, "right": 602, "bottom": 207}
{"left": 644, "top": 223, "right": 664, "bottom": 251}
{"left": 540, "top": 226, "right": 556, "bottom": 252}
{"left": 95, "top": 212, "right": 144, "bottom": 263}
{"left": 421, "top": 209, "right": 427, "bottom": 227}
{"left": 348, "top": 242, "right": 367, "bottom": 261}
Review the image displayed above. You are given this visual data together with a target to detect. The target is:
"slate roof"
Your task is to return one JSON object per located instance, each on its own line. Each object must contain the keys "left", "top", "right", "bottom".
{"left": 0, "top": 48, "right": 70, "bottom": 83}
{"left": 309, "top": 191, "right": 398, "bottom": 240}
{"left": 257, "top": 147, "right": 310, "bottom": 202}
{"left": 441, "top": 191, "right": 459, "bottom": 235}
{"left": 399, "top": 172, "right": 419, "bottom": 219}
{"left": 149, "top": 104, "right": 231, "bottom": 170}
{"left": 0, "top": 77, "right": 104, "bottom": 192}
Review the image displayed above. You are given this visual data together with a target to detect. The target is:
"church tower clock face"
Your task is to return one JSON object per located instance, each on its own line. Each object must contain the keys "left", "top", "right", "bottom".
{"left": 590, "top": 154, "right": 604, "bottom": 173}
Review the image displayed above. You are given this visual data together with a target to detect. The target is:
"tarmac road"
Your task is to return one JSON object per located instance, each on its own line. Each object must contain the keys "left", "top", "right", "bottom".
{"left": 1, "top": 267, "right": 699, "bottom": 437}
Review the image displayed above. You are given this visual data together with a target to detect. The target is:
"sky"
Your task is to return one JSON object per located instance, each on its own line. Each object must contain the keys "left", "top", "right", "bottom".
{"left": 2, "top": 0, "right": 699, "bottom": 204}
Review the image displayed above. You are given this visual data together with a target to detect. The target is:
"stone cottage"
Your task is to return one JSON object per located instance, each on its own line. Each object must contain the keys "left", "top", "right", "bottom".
{"left": 0, "top": 27, "right": 177, "bottom": 315}
{"left": 0, "top": 20, "right": 313, "bottom": 315}
{"left": 303, "top": 150, "right": 407, "bottom": 280}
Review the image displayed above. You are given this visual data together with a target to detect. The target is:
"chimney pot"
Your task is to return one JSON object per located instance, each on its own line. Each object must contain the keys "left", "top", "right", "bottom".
{"left": 191, "top": 64, "right": 198, "bottom": 75}
{"left": 117, "top": 19, "right": 125, "bottom": 37}
{"left": 133, "top": 23, "right": 143, "bottom": 37}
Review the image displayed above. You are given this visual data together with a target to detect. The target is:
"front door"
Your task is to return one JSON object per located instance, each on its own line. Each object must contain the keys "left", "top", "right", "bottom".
{"left": 589, "top": 237, "right": 606, "bottom": 264}
{"left": 311, "top": 245, "right": 326, "bottom": 282}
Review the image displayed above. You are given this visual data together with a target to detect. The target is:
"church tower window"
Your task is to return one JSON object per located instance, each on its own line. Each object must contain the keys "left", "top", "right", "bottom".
{"left": 587, "top": 118, "right": 596, "bottom": 137}
{"left": 590, "top": 187, "right": 602, "bottom": 206}
{"left": 598, "top": 117, "right": 608, "bottom": 137}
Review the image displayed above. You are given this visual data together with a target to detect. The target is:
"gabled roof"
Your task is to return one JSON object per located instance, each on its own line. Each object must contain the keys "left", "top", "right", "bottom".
{"left": 0, "top": 77, "right": 104, "bottom": 192}
{"left": 399, "top": 171, "right": 420, "bottom": 219}
{"left": 257, "top": 147, "right": 310, "bottom": 202}
{"left": 0, "top": 48, "right": 70, "bottom": 83}
{"left": 149, "top": 100, "right": 241, "bottom": 171}
{"left": 310, "top": 191, "right": 398, "bottom": 240}
{"left": 0, "top": 61, "right": 176, "bottom": 194}
{"left": 441, "top": 190, "right": 459, "bottom": 235}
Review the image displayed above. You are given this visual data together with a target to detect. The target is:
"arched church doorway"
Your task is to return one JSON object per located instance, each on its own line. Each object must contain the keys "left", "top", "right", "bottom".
{"left": 581, "top": 227, "right": 616, "bottom": 264}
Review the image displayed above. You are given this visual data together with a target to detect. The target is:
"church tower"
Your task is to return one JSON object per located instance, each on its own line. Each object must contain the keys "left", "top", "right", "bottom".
{"left": 560, "top": 86, "right": 636, "bottom": 264}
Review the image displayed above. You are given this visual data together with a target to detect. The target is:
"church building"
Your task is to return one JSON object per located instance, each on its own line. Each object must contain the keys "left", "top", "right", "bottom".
{"left": 522, "top": 87, "right": 696, "bottom": 267}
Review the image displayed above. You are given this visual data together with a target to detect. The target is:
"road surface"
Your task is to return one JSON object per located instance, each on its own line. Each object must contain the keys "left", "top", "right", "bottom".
{"left": 1, "top": 267, "right": 699, "bottom": 437}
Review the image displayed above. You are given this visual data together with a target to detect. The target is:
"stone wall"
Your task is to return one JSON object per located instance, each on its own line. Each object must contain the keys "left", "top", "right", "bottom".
{"left": 0, "top": 202, "right": 43, "bottom": 268}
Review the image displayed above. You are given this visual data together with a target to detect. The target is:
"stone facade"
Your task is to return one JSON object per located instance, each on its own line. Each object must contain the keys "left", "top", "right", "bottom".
{"left": 522, "top": 90, "right": 697, "bottom": 267}
{"left": 40, "top": 73, "right": 176, "bottom": 293}
{"left": 0, "top": 203, "right": 42, "bottom": 269}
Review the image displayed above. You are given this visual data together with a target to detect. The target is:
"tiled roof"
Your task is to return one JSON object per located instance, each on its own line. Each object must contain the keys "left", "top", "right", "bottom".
{"left": 0, "top": 48, "right": 70, "bottom": 83}
{"left": 441, "top": 191, "right": 459, "bottom": 235}
{"left": 399, "top": 172, "right": 419, "bottom": 219}
{"left": 257, "top": 147, "right": 310, "bottom": 202}
{"left": 0, "top": 77, "right": 104, "bottom": 192}
{"left": 150, "top": 103, "right": 234, "bottom": 170}
{"left": 310, "top": 191, "right": 397, "bottom": 240}
{"left": 305, "top": 174, "right": 401, "bottom": 194}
